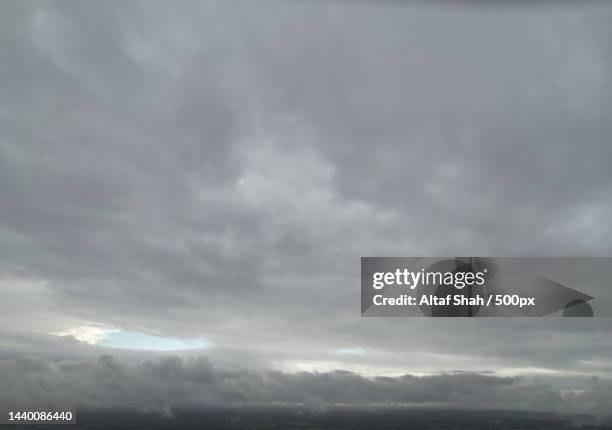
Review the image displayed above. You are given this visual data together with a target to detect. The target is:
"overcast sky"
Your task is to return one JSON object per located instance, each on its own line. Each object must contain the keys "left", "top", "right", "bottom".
{"left": 1, "top": 0, "right": 612, "bottom": 415}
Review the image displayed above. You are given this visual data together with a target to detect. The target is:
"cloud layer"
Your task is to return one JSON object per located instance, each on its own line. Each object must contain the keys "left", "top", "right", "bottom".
{"left": 1, "top": 0, "right": 612, "bottom": 412}
{"left": 2, "top": 354, "right": 611, "bottom": 415}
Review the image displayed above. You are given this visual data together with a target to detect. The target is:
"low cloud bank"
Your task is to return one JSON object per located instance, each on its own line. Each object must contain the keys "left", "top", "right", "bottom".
{"left": 0, "top": 355, "right": 610, "bottom": 415}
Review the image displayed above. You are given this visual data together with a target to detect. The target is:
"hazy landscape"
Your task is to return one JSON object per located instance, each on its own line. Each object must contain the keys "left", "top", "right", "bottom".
{"left": 4, "top": 408, "right": 612, "bottom": 430}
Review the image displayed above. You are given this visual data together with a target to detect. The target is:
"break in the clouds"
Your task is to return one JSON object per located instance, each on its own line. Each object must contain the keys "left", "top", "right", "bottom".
{"left": 1, "top": 0, "right": 612, "bottom": 412}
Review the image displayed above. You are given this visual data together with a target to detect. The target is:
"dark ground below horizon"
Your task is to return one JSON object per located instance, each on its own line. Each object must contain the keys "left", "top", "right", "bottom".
{"left": 2, "top": 408, "right": 612, "bottom": 430}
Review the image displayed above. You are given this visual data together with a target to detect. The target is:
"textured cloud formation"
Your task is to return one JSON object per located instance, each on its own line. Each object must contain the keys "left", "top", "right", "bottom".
{"left": 1, "top": 0, "right": 612, "bottom": 412}
{"left": 1, "top": 354, "right": 611, "bottom": 415}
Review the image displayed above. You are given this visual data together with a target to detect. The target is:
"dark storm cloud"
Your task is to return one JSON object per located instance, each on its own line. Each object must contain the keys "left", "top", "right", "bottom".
{"left": 1, "top": 354, "right": 611, "bottom": 414}
{"left": 1, "top": 0, "right": 612, "bottom": 392}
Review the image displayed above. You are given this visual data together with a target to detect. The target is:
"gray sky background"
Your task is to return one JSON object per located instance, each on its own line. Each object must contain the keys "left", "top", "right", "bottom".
{"left": 1, "top": 0, "right": 612, "bottom": 414}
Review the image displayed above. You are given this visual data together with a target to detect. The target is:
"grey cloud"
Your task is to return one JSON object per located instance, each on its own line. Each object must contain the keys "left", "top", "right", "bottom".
{"left": 233, "top": 1, "right": 612, "bottom": 256}
{"left": 1, "top": 327, "right": 610, "bottom": 386}
{"left": 1, "top": 354, "right": 611, "bottom": 415}
{"left": 1, "top": 0, "right": 612, "bottom": 399}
